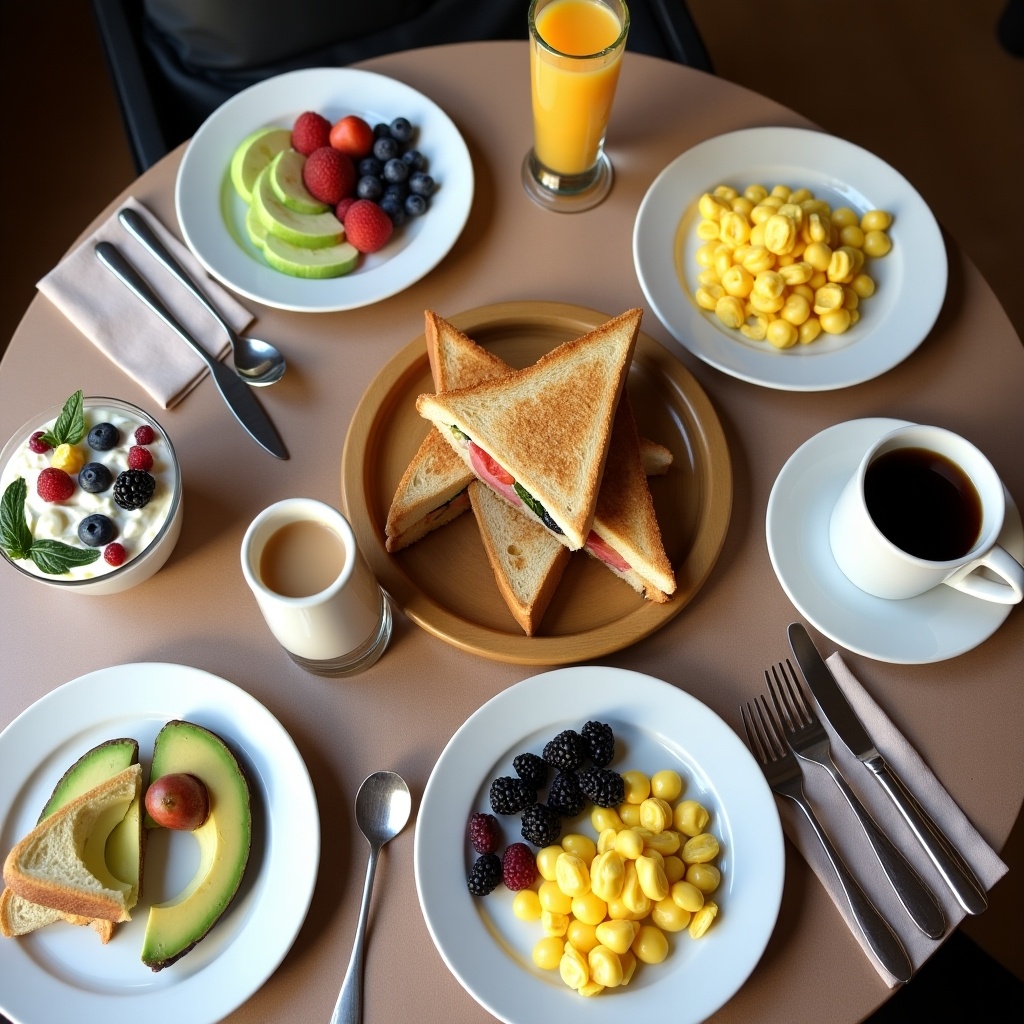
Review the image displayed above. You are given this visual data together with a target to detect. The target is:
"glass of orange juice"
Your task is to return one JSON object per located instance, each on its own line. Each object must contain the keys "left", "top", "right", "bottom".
{"left": 523, "top": 0, "right": 630, "bottom": 212}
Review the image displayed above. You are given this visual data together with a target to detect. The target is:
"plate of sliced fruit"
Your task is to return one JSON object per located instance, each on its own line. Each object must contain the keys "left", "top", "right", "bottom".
{"left": 175, "top": 66, "right": 473, "bottom": 312}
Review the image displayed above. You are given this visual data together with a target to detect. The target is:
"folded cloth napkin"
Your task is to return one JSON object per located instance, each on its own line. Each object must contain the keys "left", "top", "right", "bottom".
{"left": 37, "top": 196, "right": 254, "bottom": 409}
{"left": 774, "top": 652, "right": 1007, "bottom": 987}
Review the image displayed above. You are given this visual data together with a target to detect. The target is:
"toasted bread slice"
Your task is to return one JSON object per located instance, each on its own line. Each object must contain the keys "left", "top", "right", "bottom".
{"left": 638, "top": 437, "right": 673, "bottom": 476}
{"left": 468, "top": 481, "right": 571, "bottom": 635}
{"left": 417, "top": 309, "right": 641, "bottom": 549}
{"left": 0, "top": 886, "right": 114, "bottom": 942}
{"left": 3, "top": 764, "right": 141, "bottom": 923}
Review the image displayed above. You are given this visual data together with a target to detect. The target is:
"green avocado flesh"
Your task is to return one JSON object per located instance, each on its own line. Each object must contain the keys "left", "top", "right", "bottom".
{"left": 40, "top": 738, "right": 138, "bottom": 821}
{"left": 141, "top": 721, "right": 252, "bottom": 971}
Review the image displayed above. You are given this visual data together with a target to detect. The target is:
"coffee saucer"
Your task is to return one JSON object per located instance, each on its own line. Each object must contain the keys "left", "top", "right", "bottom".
{"left": 766, "top": 418, "right": 1023, "bottom": 663}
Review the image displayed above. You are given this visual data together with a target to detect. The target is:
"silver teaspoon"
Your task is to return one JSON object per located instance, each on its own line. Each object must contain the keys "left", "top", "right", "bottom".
{"left": 118, "top": 207, "right": 287, "bottom": 386}
{"left": 331, "top": 771, "right": 412, "bottom": 1024}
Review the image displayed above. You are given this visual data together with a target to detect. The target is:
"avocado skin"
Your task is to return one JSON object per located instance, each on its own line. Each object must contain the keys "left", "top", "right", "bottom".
{"left": 39, "top": 739, "right": 139, "bottom": 822}
{"left": 141, "top": 720, "right": 252, "bottom": 971}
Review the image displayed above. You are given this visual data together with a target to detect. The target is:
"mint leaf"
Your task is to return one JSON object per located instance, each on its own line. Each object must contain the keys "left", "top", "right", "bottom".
{"left": 1, "top": 478, "right": 34, "bottom": 560}
{"left": 28, "top": 539, "right": 100, "bottom": 575}
{"left": 40, "top": 390, "right": 85, "bottom": 448}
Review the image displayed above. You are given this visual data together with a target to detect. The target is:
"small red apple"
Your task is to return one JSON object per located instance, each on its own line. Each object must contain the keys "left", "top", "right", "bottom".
{"left": 145, "top": 772, "right": 210, "bottom": 831}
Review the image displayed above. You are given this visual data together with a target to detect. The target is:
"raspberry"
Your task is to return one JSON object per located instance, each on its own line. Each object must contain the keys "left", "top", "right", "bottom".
{"left": 578, "top": 767, "right": 625, "bottom": 808}
{"left": 547, "top": 771, "right": 586, "bottom": 817}
{"left": 489, "top": 776, "right": 534, "bottom": 816}
{"left": 502, "top": 843, "right": 537, "bottom": 891}
{"left": 543, "top": 730, "right": 585, "bottom": 771}
{"left": 467, "top": 812, "right": 501, "bottom": 855}
{"left": 343, "top": 199, "right": 394, "bottom": 254}
{"left": 335, "top": 196, "right": 357, "bottom": 223}
{"left": 467, "top": 853, "right": 502, "bottom": 897}
{"left": 113, "top": 469, "right": 155, "bottom": 510}
{"left": 134, "top": 424, "right": 156, "bottom": 445}
{"left": 520, "top": 803, "right": 561, "bottom": 847}
{"left": 28, "top": 431, "right": 51, "bottom": 454}
{"left": 36, "top": 467, "right": 74, "bottom": 502}
{"left": 291, "top": 111, "right": 331, "bottom": 156}
{"left": 103, "top": 543, "right": 127, "bottom": 567}
{"left": 513, "top": 752, "right": 549, "bottom": 790}
{"left": 581, "top": 721, "right": 616, "bottom": 767}
{"left": 302, "top": 146, "right": 356, "bottom": 205}
{"left": 128, "top": 445, "right": 153, "bottom": 471}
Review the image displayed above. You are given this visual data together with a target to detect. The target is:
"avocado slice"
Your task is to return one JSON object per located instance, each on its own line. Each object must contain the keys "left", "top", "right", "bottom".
{"left": 141, "top": 721, "right": 252, "bottom": 971}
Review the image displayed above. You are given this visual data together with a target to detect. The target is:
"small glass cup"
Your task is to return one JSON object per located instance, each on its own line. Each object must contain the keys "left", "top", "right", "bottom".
{"left": 241, "top": 498, "right": 392, "bottom": 676}
{"left": 523, "top": 0, "right": 630, "bottom": 212}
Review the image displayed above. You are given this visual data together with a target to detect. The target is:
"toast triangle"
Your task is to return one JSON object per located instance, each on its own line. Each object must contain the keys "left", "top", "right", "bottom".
{"left": 416, "top": 308, "right": 641, "bottom": 549}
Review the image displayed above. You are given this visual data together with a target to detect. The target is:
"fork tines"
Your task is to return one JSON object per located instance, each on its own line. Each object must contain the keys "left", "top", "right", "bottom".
{"left": 741, "top": 696, "right": 786, "bottom": 764}
{"left": 766, "top": 659, "right": 815, "bottom": 731}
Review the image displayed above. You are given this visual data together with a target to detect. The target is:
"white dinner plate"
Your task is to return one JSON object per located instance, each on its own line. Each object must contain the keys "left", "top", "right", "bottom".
{"left": 414, "top": 666, "right": 784, "bottom": 1024}
{"left": 0, "top": 664, "right": 319, "bottom": 1024}
{"left": 766, "top": 418, "right": 1024, "bottom": 662}
{"left": 176, "top": 67, "right": 473, "bottom": 312}
{"left": 633, "top": 127, "right": 947, "bottom": 391}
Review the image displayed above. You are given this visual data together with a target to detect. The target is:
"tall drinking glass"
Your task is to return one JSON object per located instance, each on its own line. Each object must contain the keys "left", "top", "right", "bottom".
{"left": 523, "top": 0, "right": 630, "bottom": 212}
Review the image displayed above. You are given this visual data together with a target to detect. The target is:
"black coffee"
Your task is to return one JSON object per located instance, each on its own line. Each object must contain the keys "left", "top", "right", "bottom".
{"left": 864, "top": 447, "right": 982, "bottom": 561}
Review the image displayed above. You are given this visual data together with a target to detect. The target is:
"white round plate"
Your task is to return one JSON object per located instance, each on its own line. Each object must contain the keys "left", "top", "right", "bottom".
{"left": 767, "top": 418, "right": 1024, "bottom": 662}
{"left": 176, "top": 67, "right": 473, "bottom": 312}
{"left": 414, "top": 666, "right": 784, "bottom": 1024}
{"left": 0, "top": 664, "right": 319, "bottom": 1024}
{"left": 633, "top": 127, "right": 947, "bottom": 391}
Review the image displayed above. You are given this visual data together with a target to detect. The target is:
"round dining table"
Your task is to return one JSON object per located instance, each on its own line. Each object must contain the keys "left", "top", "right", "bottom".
{"left": 1, "top": 41, "right": 1021, "bottom": 1024}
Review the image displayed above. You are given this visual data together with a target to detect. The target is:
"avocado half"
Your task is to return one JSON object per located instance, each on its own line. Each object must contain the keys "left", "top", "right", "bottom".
{"left": 141, "top": 720, "right": 252, "bottom": 971}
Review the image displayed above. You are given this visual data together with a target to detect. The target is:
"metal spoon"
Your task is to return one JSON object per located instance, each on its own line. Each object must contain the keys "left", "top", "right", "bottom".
{"left": 331, "top": 771, "right": 412, "bottom": 1024}
{"left": 118, "top": 207, "right": 287, "bottom": 386}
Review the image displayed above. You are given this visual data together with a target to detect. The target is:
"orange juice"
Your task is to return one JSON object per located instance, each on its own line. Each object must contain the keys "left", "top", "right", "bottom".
{"left": 530, "top": 0, "right": 627, "bottom": 176}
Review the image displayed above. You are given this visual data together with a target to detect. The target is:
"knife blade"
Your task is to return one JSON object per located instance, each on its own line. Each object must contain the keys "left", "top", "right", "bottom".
{"left": 95, "top": 242, "right": 288, "bottom": 460}
{"left": 788, "top": 622, "right": 987, "bottom": 916}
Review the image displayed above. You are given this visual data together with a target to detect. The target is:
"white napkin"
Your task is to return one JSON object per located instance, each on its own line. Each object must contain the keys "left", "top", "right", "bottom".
{"left": 37, "top": 197, "right": 254, "bottom": 409}
{"left": 773, "top": 652, "right": 1007, "bottom": 987}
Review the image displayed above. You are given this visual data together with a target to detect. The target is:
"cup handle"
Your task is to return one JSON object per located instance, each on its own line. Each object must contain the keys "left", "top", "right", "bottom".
{"left": 944, "top": 545, "right": 1024, "bottom": 604}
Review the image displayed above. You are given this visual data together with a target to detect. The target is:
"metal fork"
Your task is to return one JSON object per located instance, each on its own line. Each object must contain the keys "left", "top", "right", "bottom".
{"left": 742, "top": 696, "right": 913, "bottom": 983}
{"left": 767, "top": 661, "right": 946, "bottom": 940}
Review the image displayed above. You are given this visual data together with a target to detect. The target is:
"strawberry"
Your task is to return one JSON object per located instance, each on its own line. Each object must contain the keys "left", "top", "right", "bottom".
{"left": 37, "top": 467, "right": 75, "bottom": 502}
{"left": 343, "top": 199, "right": 393, "bottom": 253}
{"left": 335, "top": 196, "right": 357, "bottom": 223}
{"left": 291, "top": 111, "right": 331, "bottom": 156}
{"left": 502, "top": 843, "right": 537, "bottom": 891}
{"left": 302, "top": 147, "right": 355, "bottom": 206}
{"left": 330, "top": 115, "right": 375, "bottom": 159}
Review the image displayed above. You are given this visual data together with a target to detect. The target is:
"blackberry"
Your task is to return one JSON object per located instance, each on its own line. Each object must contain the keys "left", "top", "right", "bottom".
{"left": 467, "top": 853, "right": 502, "bottom": 896}
{"left": 467, "top": 812, "right": 501, "bottom": 855}
{"left": 578, "top": 767, "right": 625, "bottom": 808}
{"left": 547, "top": 771, "right": 586, "bottom": 817}
{"left": 78, "top": 462, "right": 113, "bottom": 493}
{"left": 543, "top": 730, "right": 585, "bottom": 771}
{"left": 87, "top": 422, "right": 120, "bottom": 451}
{"left": 581, "top": 721, "right": 616, "bottom": 767}
{"left": 78, "top": 513, "right": 117, "bottom": 547}
{"left": 513, "top": 752, "right": 549, "bottom": 790}
{"left": 520, "top": 803, "right": 562, "bottom": 847}
{"left": 489, "top": 776, "right": 535, "bottom": 815}
{"left": 113, "top": 469, "right": 155, "bottom": 510}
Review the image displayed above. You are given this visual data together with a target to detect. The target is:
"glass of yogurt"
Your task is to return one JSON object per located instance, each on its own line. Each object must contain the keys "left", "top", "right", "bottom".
{"left": 0, "top": 395, "right": 183, "bottom": 595}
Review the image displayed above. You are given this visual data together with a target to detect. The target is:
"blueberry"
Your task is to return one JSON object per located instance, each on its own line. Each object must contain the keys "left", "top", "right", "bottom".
{"left": 356, "top": 175, "right": 384, "bottom": 202}
{"left": 372, "top": 136, "right": 399, "bottom": 162}
{"left": 357, "top": 156, "right": 383, "bottom": 178}
{"left": 383, "top": 157, "right": 409, "bottom": 184}
{"left": 402, "top": 149, "right": 427, "bottom": 172}
{"left": 87, "top": 422, "right": 120, "bottom": 451}
{"left": 389, "top": 116, "right": 414, "bottom": 144}
{"left": 78, "top": 462, "right": 113, "bottom": 493}
{"left": 78, "top": 513, "right": 117, "bottom": 547}
{"left": 409, "top": 172, "right": 436, "bottom": 198}
{"left": 379, "top": 196, "right": 406, "bottom": 227}
{"left": 383, "top": 182, "right": 409, "bottom": 202}
{"left": 404, "top": 194, "right": 428, "bottom": 217}
{"left": 373, "top": 122, "right": 391, "bottom": 139}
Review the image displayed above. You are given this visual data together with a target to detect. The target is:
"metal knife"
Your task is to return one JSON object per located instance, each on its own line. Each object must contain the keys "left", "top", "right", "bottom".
{"left": 788, "top": 622, "right": 987, "bottom": 916}
{"left": 95, "top": 242, "right": 288, "bottom": 460}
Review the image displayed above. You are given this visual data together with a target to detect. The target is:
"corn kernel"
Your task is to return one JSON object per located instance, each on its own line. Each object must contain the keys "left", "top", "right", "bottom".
{"left": 566, "top": 919, "right": 600, "bottom": 954}
{"left": 663, "top": 855, "right": 686, "bottom": 884}
{"left": 744, "top": 183, "right": 768, "bottom": 203}
{"left": 696, "top": 219, "right": 721, "bottom": 240}
{"left": 713, "top": 184, "right": 739, "bottom": 202}
{"left": 730, "top": 195, "right": 755, "bottom": 218}
{"left": 595, "top": 918, "right": 638, "bottom": 954}
{"left": 673, "top": 800, "right": 710, "bottom": 837}
{"left": 740, "top": 244, "right": 775, "bottom": 274}
{"left": 839, "top": 224, "right": 866, "bottom": 249}
{"left": 682, "top": 832, "right": 720, "bottom": 865}
{"left": 863, "top": 229, "right": 892, "bottom": 257}
{"left": 780, "top": 293, "right": 811, "bottom": 326}
{"left": 860, "top": 209, "right": 892, "bottom": 232}
{"left": 572, "top": 890, "right": 608, "bottom": 926}
{"left": 697, "top": 192, "right": 730, "bottom": 221}
{"left": 578, "top": 980, "right": 604, "bottom": 997}
{"left": 764, "top": 213, "right": 797, "bottom": 254}
{"left": 620, "top": 861, "right": 652, "bottom": 915}
{"left": 689, "top": 901, "right": 719, "bottom": 939}
{"left": 770, "top": 184, "right": 791, "bottom": 200}
{"left": 721, "top": 264, "right": 754, "bottom": 298}
{"left": 562, "top": 833, "right": 597, "bottom": 865}
{"left": 631, "top": 924, "right": 669, "bottom": 964}
{"left": 614, "top": 828, "right": 644, "bottom": 860}
{"left": 589, "top": 945, "right": 624, "bottom": 988}
{"left": 671, "top": 879, "right": 705, "bottom": 912}
{"left": 651, "top": 897, "right": 691, "bottom": 932}
{"left": 686, "top": 862, "right": 721, "bottom": 894}
{"left": 766, "top": 319, "right": 798, "bottom": 349}
{"left": 803, "top": 240, "right": 832, "bottom": 271}
{"left": 636, "top": 853, "right": 670, "bottom": 901}
{"left": 590, "top": 849, "right": 625, "bottom": 902}
{"left": 813, "top": 282, "right": 845, "bottom": 314}
{"left": 831, "top": 206, "right": 859, "bottom": 228}
{"left": 537, "top": 845, "right": 562, "bottom": 881}
{"left": 559, "top": 944, "right": 589, "bottom": 989}
{"left": 714, "top": 295, "right": 745, "bottom": 329}
{"left": 555, "top": 852, "right": 591, "bottom": 898}
{"left": 752, "top": 269, "right": 785, "bottom": 299}
{"left": 617, "top": 802, "right": 641, "bottom": 828}
{"left": 638, "top": 797, "right": 673, "bottom": 834}
{"left": 798, "top": 318, "right": 823, "bottom": 345}
{"left": 513, "top": 889, "right": 542, "bottom": 921}
{"left": 621, "top": 770, "right": 650, "bottom": 804}
{"left": 740, "top": 313, "right": 768, "bottom": 341}
{"left": 532, "top": 935, "right": 564, "bottom": 970}
{"left": 719, "top": 210, "right": 751, "bottom": 247}
{"left": 542, "top": 909, "right": 569, "bottom": 937}
{"left": 590, "top": 806, "right": 624, "bottom": 832}
{"left": 641, "top": 829, "right": 681, "bottom": 856}
{"left": 819, "top": 308, "right": 853, "bottom": 334}
{"left": 596, "top": 827, "right": 618, "bottom": 855}
{"left": 851, "top": 271, "right": 876, "bottom": 298}
{"left": 539, "top": 879, "right": 572, "bottom": 914}
{"left": 619, "top": 950, "right": 638, "bottom": 986}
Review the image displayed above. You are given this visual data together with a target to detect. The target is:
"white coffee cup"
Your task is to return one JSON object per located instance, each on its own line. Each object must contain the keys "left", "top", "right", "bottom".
{"left": 241, "top": 498, "right": 392, "bottom": 675}
{"left": 829, "top": 424, "right": 1024, "bottom": 603}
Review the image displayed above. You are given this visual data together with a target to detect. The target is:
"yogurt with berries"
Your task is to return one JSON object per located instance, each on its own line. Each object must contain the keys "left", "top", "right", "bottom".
{"left": 0, "top": 395, "right": 182, "bottom": 595}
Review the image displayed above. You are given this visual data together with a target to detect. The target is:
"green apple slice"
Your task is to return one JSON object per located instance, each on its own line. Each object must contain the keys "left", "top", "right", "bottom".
{"left": 263, "top": 234, "right": 360, "bottom": 278}
{"left": 269, "top": 149, "right": 328, "bottom": 214}
{"left": 252, "top": 168, "right": 344, "bottom": 249}
{"left": 229, "top": 127, "right": 292, "bottom": 204}
{"left": 246, "top": 205, "right": 268, "bottom": 250}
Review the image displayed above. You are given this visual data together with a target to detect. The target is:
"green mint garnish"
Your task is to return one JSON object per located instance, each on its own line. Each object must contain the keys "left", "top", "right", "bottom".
{"left": 0, "top": 476, "right": 100, "bottom": 575}
{"left": 39, "top": 390, "right": 86, "bottom": 448}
